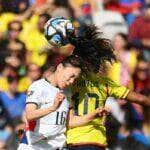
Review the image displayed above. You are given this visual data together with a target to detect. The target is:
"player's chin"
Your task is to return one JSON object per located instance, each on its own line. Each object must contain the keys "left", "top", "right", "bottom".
{"left": 59, "top": 83, "right": 68, "bottom": 89}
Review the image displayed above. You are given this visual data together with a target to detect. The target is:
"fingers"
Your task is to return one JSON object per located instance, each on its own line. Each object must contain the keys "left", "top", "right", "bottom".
{"left": 53, "top": 92, "right": 65, "bottom": 110}
{"left": 96, "top": 107, "right": 110, "bottom": 117}
{"left": 56, "top": 92, "right": 65, "bottom": 102}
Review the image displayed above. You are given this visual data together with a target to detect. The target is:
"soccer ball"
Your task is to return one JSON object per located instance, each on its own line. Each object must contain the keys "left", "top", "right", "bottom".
{"left": 44, "top": 17, "right": 75, "bottom": 47}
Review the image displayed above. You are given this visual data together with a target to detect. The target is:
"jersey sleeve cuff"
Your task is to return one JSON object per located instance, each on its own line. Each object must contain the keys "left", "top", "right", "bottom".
{"left": 26, "top": 102, "right": 39, "bottom": 107}
{"left": 122, "top": 89, "right": 130, "bottom": 99}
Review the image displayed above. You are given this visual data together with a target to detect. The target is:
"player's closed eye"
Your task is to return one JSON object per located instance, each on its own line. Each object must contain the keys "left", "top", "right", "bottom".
{"left": 69, "top": 75, "right": 78, "bottom": 82}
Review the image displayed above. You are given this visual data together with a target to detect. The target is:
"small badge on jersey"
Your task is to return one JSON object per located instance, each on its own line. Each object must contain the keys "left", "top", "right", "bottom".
{"left": 27, "top": 91, "right": 34, "bottom": 97}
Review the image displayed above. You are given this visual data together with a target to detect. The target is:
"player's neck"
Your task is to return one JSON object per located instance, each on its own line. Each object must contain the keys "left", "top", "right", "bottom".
{"left": 46, "top": 73, "right": 58, "bottom": 87}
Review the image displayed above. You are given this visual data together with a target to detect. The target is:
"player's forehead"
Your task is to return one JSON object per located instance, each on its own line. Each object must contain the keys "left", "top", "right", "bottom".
{"left": 64, "top": 65, "right": 81, "bottom": 73}
{"left": 60, "top": 67, "right": 80, "bottom": 81}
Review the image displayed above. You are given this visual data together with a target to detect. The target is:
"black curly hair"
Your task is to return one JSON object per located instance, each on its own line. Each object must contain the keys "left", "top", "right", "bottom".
{"left": 68, "top": 25, "right": 116, "bottom": 73}
{"left": 61, "top": 55, "right": 86, "bottom": 72}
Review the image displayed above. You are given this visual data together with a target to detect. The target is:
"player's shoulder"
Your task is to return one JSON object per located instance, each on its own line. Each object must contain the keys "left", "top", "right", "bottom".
{"left": 99, "top": 76, "right": 120, "bottom": 87}
{"left": 28, "top": 78, "right": 47, "bottom": 90}
{"left": 86, "top": 73, "right": 112, "bottom": 83}
{"left": 87, "top": 73, "right": 119, "bottom": 87}
{"left": 99, "top": 76, "right": 116, "bottom": 84}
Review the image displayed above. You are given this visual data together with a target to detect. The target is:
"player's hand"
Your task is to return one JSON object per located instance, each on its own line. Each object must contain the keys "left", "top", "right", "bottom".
{"left": 52, "top": 92, "right": 65, "bottom": 110}
{"left": 94, "top": 107, "right": 109, "bottom": 117}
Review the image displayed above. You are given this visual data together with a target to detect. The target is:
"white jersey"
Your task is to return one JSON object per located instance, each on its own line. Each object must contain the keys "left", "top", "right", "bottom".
{"left": 21, "top": 78, "right": 71, "bottom": 150}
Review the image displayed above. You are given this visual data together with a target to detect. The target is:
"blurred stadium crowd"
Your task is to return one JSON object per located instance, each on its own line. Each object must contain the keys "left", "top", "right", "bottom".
{"left": 0, "top": 0, "right": 149, "bottom": 149}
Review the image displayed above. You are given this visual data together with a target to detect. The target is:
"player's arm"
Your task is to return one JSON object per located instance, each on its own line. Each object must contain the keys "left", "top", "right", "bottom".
{"left": 25, "top": 92, "right": 64, "bottom": 121}
{"left": 106, "top": 78, "right": 150, "bottom": 106}
{"left": 67, "top": 107, "right": 108, "bottom": 128}
{"left": 26, "top": 104, "right": 56, "bottom": 121}
{"left": 125, "top": 91, "right": 150, "bottom": 106}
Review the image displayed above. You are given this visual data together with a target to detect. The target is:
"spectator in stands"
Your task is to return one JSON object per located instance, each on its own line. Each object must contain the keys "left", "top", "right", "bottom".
{"left": 93, "top": 2, "right": 128, "bottom": 40}
{"left": 7, "top": 21, "right": 23, "bottom": 41}
{"left": 0, "top": 76, "right": 26, "bottom": 119}
{"left": 129, "top": 4, "right": 150, "bottom": 50}
{"left": 21, "top": 13, "right": 50, "bottom": 66}
{"left": 69, "top": 0, "right": 97, "bottom": 19}
{"left": 113, "top": 33, "right": 137, "bottom": 74}
{"left": 120, "top": 0, "right": 142, "bottom": 25}
{"left": 0, "top": 5, "right": 16, "bottom": 34}
{"left": 104, "top": 0, "right": 142, "bottom": 25}
{"left": 35, "top": 0, "right": 46, "bottom": 6}
{"left": 1, "top": 0, "right": 29, "bottom": 13}
{"left": 141, "top": 89, "right": 150, "bottom": 147}
{"left": 5, "top": 39, "right": 26, "bottom": 69}
{"left": 0, "top": 21, "right": 23, "bottom": 64}
{"left": 0, "top": 96, "right": 22, "bottom": 150}
{"left": 31, "top": 0, "right": 74, "bottom": 19}
{"left": 48, "top": 0, "right": 73, "bottom": 18}
{"left": 18, "top": 63, "right": 41, "bottom": 92}
{"left": 0, "top": 40, "right": 9, "bottom": 69}
{"left": 104, "top": 0, "right": 131, "bottom": 14}
{"left": 0, "top": 0, "right": 2, "bottom": 13}
{"left": 133, "top": 55, "right": 150, "bottom": 93}
{"left": 107, "top": 33, "right": 135, "bottom": 88}
{"left": 117, "top": 102, "right": 150, "bottom": 149}
{"left": 16, "top": 0, "right": 29, "bottom": 14}
{"left": 118, "top": 136, "right": 149, "bottom": 150}
{"left": 130, "top": 55, "right": 149, "bottom": 125}
{"left": 0, "top": 100, "right": 15, "bottom": 150}
{"left": 0, "top": 65, "right": 17, "bottom": 92}
{"left": 69, "top": 0, "right": 97, "bottom": 35}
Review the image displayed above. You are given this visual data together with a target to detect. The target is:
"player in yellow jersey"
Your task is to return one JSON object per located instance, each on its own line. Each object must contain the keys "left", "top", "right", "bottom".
{"left": 66, "top": 26, "right": 149, "bottom": 150}
{"left": 67, "top": 74, "right": 129, "bottom": 149}
{"left": 65, "top": 26, "right": 149, "bottom": 150}
{"left": 44, "top": 18, "right": 150, "bottom": 150}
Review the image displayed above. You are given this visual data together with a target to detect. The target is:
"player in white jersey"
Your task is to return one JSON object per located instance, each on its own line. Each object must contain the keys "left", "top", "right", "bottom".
{"left": 18, "top": 55, "right": 108, "bottom": 150}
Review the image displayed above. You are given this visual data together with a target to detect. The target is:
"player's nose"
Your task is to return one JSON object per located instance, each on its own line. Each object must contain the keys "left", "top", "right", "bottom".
{"left": 70, "top": 78, "right": 75, "bottom": 84}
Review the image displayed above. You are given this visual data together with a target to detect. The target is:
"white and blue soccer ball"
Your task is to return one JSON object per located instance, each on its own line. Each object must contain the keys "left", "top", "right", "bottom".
{"left": 44, "top": 17, "right": 75, "bottom": 47}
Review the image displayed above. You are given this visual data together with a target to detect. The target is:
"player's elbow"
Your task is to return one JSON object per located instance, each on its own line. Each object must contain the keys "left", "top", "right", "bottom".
{"left": 25, "top": 104, "right": 38, "bottom": 121}
{"left": 25, "top": 112, "right": 35, "bottom": 121}
{"left": 67, "top": 123, "right": 74, "bottom": 128}
{"left": 126, "top": 91, "right": 150, "bottom": 106}
{"left": 139, "top": 96, "right": 150, "bottom": 106}
{"left": 67, "top": 120, "right": 76, "bottom": 128}
{"left": 67, "top": 118, "right": 82, "bottom": 128}
{"left": 133, "top": 93, "right": 150, "bottom": 106}
{"left": 25, "top": 115, "right": 32, "bottom": 121}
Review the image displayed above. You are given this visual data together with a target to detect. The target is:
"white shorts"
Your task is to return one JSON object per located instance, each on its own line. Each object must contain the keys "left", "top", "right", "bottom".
{"left": 17, "top": 143, "right": 67, "bottom": 150}
{"left": 18, "top": 143, "right": 65, "bottom": 150}
{"left": 18, "top": 144, "right": 35, "bottom": 150}
{"left": 19, "top": 132, "right": 66, "bottom": 149}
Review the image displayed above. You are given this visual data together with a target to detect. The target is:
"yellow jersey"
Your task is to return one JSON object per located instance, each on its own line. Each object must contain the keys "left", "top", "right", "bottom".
{"left": 19, "top": 15, "right": 48, "bottom": 67}
{"left": 67, "top": 73, "right": 130, "bottom": 146}
{"left": 18, "top": 77, "right": 32, "bottom": 93}
{"left": 0, "top": 77, "right": 8, "bottom": 91}
{"left": 0, "top": 12, "right": 15, "bottom": 32}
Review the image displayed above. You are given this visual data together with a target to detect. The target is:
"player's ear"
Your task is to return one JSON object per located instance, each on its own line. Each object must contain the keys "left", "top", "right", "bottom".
{"left": 56, "top": 63, "right": 64, "bottom": 72}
